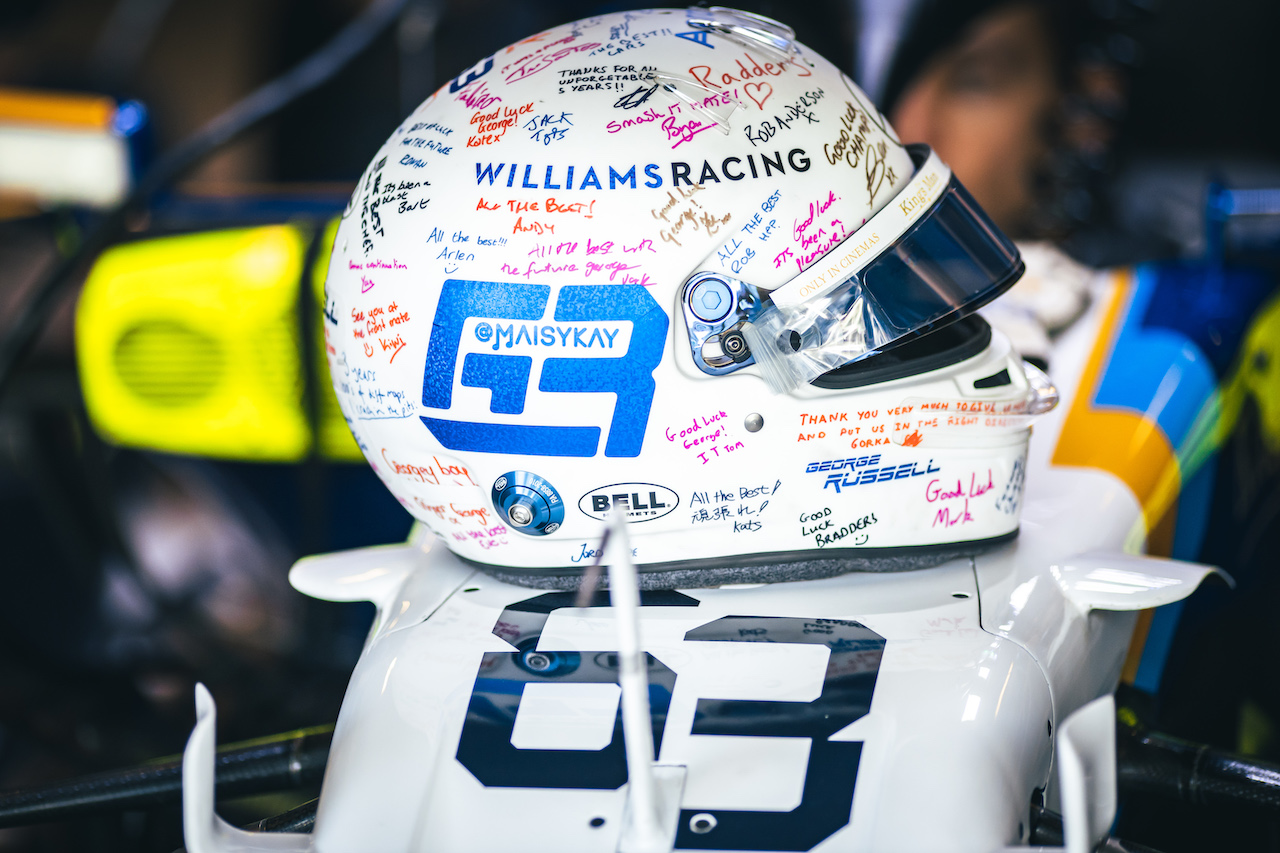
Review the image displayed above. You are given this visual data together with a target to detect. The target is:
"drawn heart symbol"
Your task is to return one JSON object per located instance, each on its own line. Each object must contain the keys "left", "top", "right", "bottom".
{"left": 744, "top": 82, "right": 773, "bottom": 110}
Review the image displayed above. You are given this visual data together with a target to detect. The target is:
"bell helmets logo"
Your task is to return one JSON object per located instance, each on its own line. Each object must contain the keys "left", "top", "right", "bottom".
{"left": 579, "top": 483, "right": 680, "bottom": 523}
{"left": 420, "top": 280, "right": 669, "bottom": 457}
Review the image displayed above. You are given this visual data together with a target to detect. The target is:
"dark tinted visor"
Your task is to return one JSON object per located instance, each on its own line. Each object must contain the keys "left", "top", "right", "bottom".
{"left": 742, "top": 145, "right": 1024, "bottom": 391}
{"left": 861, "top": 174, "right": 1022, "bottom": 339}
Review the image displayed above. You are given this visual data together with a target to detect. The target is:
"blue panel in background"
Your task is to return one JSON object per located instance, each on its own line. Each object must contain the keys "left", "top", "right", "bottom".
{"left": 1102, "top": 262, "right": 1274, "bottom": 692}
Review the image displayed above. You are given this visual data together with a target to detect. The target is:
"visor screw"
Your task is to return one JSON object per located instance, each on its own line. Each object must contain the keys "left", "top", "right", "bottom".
{"left": 544, "top": 522, "right": 560, "bottom": 534}
{"left": 744, "top": 413, "right": 764, "bottom": 432}
{"left": 689, "top": 278, "right": 734, "bottom": 322}
{"left": 525, "top": 652, "right": 552, "bottom": 671}
{"left": 722, "top": 329, "right": 750, "bottom": 361}
{"left": 508, "top": 503, "right": 535, "bottom": 528}
{"left": 494, "top": 476, "right": 508, "bottom": 491}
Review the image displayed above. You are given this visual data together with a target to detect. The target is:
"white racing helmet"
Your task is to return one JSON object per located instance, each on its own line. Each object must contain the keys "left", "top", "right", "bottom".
{"left": 323, "top": 6, "right": 1056, "bottom": 588}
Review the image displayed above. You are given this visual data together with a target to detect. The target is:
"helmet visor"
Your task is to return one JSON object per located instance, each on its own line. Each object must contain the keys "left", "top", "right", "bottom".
{"left": 742, "top": 145, "right": 1023, "bottom": 392}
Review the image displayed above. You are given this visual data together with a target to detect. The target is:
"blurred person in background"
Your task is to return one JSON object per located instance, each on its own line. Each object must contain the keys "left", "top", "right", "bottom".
{"left": 879, "top": 0, "right": 1100, "bottom": 240}
{"left": 854, "top": 0, "right": 1119, "bottom": 369}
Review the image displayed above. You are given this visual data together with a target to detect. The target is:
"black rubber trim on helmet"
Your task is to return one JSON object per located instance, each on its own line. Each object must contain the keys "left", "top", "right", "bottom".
{"left": 465, "top": 528, "right": 1018, "bottom": 591}
{"left": 973, "top": 367, "right": 1013, "bottom": 389}
{"left": 811, "top": 313, "right": 993, "bottom": 390}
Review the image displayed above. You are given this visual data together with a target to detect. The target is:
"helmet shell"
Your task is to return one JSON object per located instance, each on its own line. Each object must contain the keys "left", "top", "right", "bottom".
{"left": 323, "top": 8, "right": 1032, "bottom": 583}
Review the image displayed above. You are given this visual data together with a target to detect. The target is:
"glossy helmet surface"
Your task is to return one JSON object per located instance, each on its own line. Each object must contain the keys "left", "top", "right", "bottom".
{"left": 322, "top": 7, "right": 1053, "bottom": 588}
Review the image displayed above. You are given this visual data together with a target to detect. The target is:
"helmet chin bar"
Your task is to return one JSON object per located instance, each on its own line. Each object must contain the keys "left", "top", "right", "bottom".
{"left": 681, "top": 145, "right": 1024, "bottom": 392}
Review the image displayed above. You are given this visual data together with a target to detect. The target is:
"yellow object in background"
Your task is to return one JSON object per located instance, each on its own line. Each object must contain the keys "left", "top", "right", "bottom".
{"left": 312, "top": 218, "right": 363, "bottom": 461}
{"left": 76, "top": 222, "right": 363, "bottom": 462}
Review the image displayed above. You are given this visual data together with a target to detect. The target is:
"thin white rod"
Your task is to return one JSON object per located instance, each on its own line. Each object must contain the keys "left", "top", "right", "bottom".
{"left": 606, "top": 514, "right": 661, "bottom": 849}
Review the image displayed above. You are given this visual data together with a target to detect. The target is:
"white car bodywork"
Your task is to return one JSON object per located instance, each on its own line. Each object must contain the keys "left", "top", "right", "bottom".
{"left": 182, "top": 275, "right": 1222, "bottom": 853}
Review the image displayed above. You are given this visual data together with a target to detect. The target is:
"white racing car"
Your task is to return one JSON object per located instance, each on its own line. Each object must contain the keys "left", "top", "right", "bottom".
{"left": 2, "top": 7, "right": 1267, "bottom": 853}
{"left": 176, "top": 9, "right": 1242, "bottom": 852}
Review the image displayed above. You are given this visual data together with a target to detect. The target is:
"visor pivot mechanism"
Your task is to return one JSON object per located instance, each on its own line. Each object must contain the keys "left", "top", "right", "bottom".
{"left": 680, "top": 272, "right": 763, "bottom": 376}
{"left": 722, "top": 329, "right": 750, "bottom": 359}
